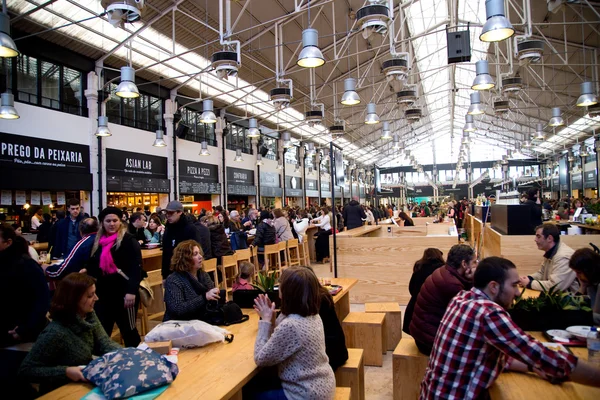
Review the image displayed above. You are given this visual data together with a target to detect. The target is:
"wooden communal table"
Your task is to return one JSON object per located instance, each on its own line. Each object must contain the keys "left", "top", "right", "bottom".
{"left": 490, "top": 332, "right": 600, "bottom": 400}
{"left": 305, "top": 225, "right": 319, "bottom": 263}
{"left": 32, "top": 242, "right": 49, "bottom": 252}
{"left": 41, "top": 277, "right": 358, "bottom": 400}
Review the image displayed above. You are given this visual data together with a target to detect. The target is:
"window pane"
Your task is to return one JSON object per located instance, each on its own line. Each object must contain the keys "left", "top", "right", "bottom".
{"left": 0, "top": 58, "right": 11, "bottom": 93}
{"left": 138, "top": 94, "right": 150, "bottom": 130}
{"left": 41, "top": 61, "right": 60, "bottom": 109}
{"left": 149, "top": 96, "right": 161, "bottom": 131}
{"left": 122, "top": 98, "right": 136, "bottom": 128}
{"left": 16, "top": 55, "right": 37, "bottom": 104}
{"left": 62, "top": 66, "right": 82, "bottom": 115}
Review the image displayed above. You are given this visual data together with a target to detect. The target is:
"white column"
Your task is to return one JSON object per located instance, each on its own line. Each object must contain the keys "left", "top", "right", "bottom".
{"left": 216, "top": 115, "right": 225, "bottom": 206}
{"left": 84, "top": 71, "right": 100, "bottom": 216}
{"left": 164, "top": 99, "right": 176, "bottom": 200}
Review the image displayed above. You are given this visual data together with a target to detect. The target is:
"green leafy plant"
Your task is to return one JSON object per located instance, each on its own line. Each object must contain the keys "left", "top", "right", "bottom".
{"left": 512, "top": 281, "right": 592, "bottom": 312}
{"left": 251, "top": 271, "right": 277, "bottom": 293}
{"left": 587, "top": 202, "right": 600, "bottom": 216}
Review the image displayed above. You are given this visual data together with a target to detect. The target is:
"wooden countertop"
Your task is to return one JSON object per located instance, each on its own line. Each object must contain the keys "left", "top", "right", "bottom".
{"left": 337, "top": 225, "right": 381, "bottom": 237}
{"left": 141, "top": 248, "right": 163, "bottom": 259}
{"left": 41, "top": 277, "right": 357, "bottom": 400}
{"left": 490, "top": 332, "right": 600, "bottom": 400}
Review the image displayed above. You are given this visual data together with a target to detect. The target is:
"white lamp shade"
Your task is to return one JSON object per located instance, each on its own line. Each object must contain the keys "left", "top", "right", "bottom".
{"left": 115, "top": 66, "right": 140, "bottom": 98}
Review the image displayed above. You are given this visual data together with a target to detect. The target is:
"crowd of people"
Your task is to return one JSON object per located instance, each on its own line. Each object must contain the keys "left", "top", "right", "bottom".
{"left": 2, "top": 195, "right": 600, "bottom": 399}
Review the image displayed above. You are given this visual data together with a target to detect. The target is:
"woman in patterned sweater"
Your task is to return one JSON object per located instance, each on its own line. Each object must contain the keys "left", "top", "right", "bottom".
{"left": 19, "top": 273, "right": 121, "bottom": 395}
{"left": 163, "top": 239, "right": 221, "bottom": 321}
{"left": 252, "top": 267, "right": 335, "bottom": 400}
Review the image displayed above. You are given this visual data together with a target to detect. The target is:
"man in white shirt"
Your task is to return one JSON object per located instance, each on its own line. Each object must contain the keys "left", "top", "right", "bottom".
{"left": 30, "top": 208, "right": 43, "bottom": 231}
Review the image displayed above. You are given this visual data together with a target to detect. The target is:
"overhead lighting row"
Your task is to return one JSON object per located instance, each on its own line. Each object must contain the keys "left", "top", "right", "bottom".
{"left": 0, "top": 10, "right": 19, "bottom": 120}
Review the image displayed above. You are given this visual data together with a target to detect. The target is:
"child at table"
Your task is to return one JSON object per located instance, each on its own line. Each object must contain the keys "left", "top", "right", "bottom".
{"left": 251, "top": 267, "right": 335, "bottom": 400}
{"left": 233, "top": 261, "right": 254, "bottom": 291}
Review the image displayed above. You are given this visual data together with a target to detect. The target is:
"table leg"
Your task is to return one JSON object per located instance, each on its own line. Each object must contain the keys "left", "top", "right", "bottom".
{"left": 335, "top": 292, "right": 350, "bottom": 324}
{"left": 307, "top": 230, "right": 317, "bottom": 263}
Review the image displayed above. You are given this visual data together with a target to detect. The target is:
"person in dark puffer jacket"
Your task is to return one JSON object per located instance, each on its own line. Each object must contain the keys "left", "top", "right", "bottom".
{"left": 409, "top": 244, "right": 476, "bottom": 355}
{"left": 203, "top": 215, "right": 233, "bottom": 265}
{"left": 342, "top": 197, "right": 366, "bottom": 230}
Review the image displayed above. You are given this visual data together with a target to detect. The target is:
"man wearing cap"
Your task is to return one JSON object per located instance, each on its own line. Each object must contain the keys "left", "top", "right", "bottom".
{"left": 162, "top": 200, "right": 212, "bottom": 280}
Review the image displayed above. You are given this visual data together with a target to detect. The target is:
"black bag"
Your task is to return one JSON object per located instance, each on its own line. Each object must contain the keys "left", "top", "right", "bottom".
{"left": 203, "top": 300, "right": 250, "bottom": 326}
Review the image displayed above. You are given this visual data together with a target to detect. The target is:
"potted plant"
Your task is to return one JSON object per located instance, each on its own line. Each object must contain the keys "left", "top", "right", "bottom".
{"left": 232, "top": 271, "right": 281, "bottom": 309}
{"left": 509, "top": 282, "right": 593, "bottom": 331}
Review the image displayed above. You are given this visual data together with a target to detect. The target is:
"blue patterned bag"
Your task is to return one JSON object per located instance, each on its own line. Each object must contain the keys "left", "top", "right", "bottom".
{"left": 82, "top": 348, "right": 179, "bottom": 399}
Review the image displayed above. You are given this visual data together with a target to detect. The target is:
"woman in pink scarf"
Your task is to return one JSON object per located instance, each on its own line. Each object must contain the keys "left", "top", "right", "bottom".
{"left": 85, "top": 207, "right": 144, "bottom": 347}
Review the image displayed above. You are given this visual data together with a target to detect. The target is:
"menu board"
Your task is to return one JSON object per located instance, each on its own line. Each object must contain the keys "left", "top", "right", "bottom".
{"left": 260, "top": 172, "right": 280, "bottom": 188}
{"left": 584, "top": 170, "right": 597, "bottom": 188}
{"left": 179, "top": 160, "right": 221, "bottom": 194}
{"left": 106, "top": 149, "right": 170, "bottom": 193}
{"left": 572, "top": 172, "right": 582, "bottom": 185}
{"left": 1, "top": 190, "right": 11, "bottom": 205}
{"left": 260, "top": 186, "right": 283, "bottom": 197}
{"left": 227, "top": 167, "right": 256, "bottom": 196}
{"left": 285, "top": 176, "right": 303, "bottom": 197}
{"left": 306, "top": 179, "right": 319, "bottom": 197}
{"left": 552, "top": 177, "right": 559, "bottom": 189}
{"left": 30, "top": 191, "right": 40, "bottom": 205}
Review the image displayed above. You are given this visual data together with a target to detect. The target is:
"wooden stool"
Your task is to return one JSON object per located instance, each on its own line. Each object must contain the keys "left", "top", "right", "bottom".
{"left": 334, "top": 387, "right": 352, "bottom": 400}
{"left": 298, "top": 241, "right": 310, "bottom": 266}
{"left": 278, "top": 241, "right": 289, "bottom": 271}
{"left": 139, "top": 270, "right": 164, "bottom": 336}
{"left": 258, "top": 244, "right": 281, "bottom": 278}
{"left": 335, "top": 348, "right": 365, "bottom": 400}
{"left": 286, "top": 238, "right": 301, "bottom": 267}
{"left": 250, "top": 245, "right": 260, "bottom": 278}
{"left": 342, "top": 312, "right": 386, "bottom": 366}
{"left": 365, "top": 302, "right": 402, "bottom": 351}
{"left": 392, "top": 334, "right": 429, "bottom": 400}
{"left": 219, "top": 254, "right": 238, "bottom": 300}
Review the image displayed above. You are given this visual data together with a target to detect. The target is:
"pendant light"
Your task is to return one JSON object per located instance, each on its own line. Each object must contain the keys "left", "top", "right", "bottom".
{"left": 364, "top": 103, "right": 380, "bottom": 124}
{"left": 534, "top": 123, "right": 545, "bottom": 140}
{"left": 576, "top": 82, "right": 598, "bottom": 107}
{"left": 297, "top": 28, "right": 325, "bottom": 68}
{"left": 152, "top": 130, "right": 167, "bottom": 147}
{"left": 393, "top": 134, "right": 400, "bottom": 150}
{"left": 341, "top": 78, "right": 360, "bottom": 106}
{"left": 200, "top": 99, "right": 217, "bottom": 123}
{"left": 548, "top": 107, "right": 564, "bottom": 127}
{"left": 95, "top": 116, "right": 111, "bottom": 137}
{"left": 381, "top": 121, "right": 392, "bottom": 140}
{"left": 294, "top": 163, "right": 300, "bottom": 172}
{"left": 0, "top": 92, "right": 19, "bottom": 119}
{"left": 467, "top": 92, "right": 485, "bottom": 115}
{"left": 580, "top": 146, "right": 590, "bottom": 157}
{"left": 0, "top": 12, "right": 19, "bottom": 57}
{"left": 199, "top": 141, "right": 210, "bottom": 156}
{"left": 463, "top": 114, "right": 476, "bottom": 132}
{"left": 256, "top": 153, "right": 264, "bottom": 166}
{"left": 462, "top": 131, "right": 470, "bottom": 145}
{"left": 277, "top": 159, "right": 283, "bottom": 170}
{"left": 471, "top": 60, "right": 495, "bottom": 90}
{"left": 247, "top": 118, "right": 260, "bottom": 138}
{"left": 234, "top": 149, "right": 243, "bottom": 162}
{"left": 307, "top": 142, "right": 315, "bottom": 155}
{"left": 115, "top": 66, "right": 140, "bottom": 98}
{"left": 282, "top": 131, "right": 293, "bottom": 148}
{"left": 479, "top": 0, "right": 515, "bottom": 43}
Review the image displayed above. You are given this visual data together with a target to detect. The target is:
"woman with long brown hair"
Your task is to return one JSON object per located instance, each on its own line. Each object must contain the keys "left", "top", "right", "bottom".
{"left": 163, "top": 239, "right": 220, "bottom": 321}
{"left": 85, "top": 207, "right": 143, "bottom": 347}
{"left": 398, "top": 211, "right": 414, "bottom": 226}
{"left": 403, "top": 248, "right": 445, "bottom": 335}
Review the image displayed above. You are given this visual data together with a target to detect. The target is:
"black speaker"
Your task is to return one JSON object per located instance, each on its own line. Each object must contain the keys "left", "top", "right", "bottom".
{"left": 447, "top": 29, "right": 471, "bottom": 64}
{"left": 259, "top": 145, "right": 269, "bottom": 157}
{"left": 175, "top": 124, "right": 189, "bottom": 139}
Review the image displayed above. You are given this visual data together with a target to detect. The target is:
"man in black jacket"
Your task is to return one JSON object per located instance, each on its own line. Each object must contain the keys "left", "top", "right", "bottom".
{"left": 342, "top": 196, "right": 366, "bottom": 230}
{"left": 161, "top": 201, "right": 211, "bottom": 280}
{"left": 51, "top": 199, "right": 85, "bottom": 258}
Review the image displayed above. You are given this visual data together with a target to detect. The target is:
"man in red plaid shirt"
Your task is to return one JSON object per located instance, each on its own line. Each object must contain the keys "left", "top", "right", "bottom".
{"left": 420, "top": 256, "right": 600, "bottom": 400}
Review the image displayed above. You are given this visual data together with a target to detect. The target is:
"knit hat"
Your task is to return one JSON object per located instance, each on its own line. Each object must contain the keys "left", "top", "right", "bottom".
{"left": 230, "top": 210, "right": 239, "bottom": 218}
{"left": 260, "top": 210, "right": 271, "bottom": 220}
{"left": 98, "top": 207, "right": 123, "bottom": 222}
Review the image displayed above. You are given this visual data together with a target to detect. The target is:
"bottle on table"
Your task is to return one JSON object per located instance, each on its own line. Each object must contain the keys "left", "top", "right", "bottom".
{"left": 588, "top": 326, "right": 600, "bottom": 367}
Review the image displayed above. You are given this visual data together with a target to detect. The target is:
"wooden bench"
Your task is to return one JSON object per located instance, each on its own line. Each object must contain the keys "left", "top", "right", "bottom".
{"left": 335, "top": 348, "right": 364, "bottom": 400}
{"left": 334, "top": 387, "right": 352, "bottom": 400}
{"left": 342, "top": 312, "right": 386, "bottom": 366}
{"left": 365, "top": 302, "right": 402, "bottom": 351}
{"left": 392, "top": 335, "right": 429, "bottom": 400}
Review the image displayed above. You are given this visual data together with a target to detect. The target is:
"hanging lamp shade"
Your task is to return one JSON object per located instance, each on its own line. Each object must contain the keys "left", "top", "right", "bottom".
{"left": 392, "top": 134, "right": 400, "bottom": 150}
{"left": 576, "top": 82, "right": 598, "bottom": 107}
{"left": 297, "top": 28, "right": 325, "bottom": 68}
{"left": 341, "top": 78, "right": 360, "bottom": 105}
{"left": 0, "top": 92, "right": 19, "bottom": 119}
{"left": 534, "top": 123, "right": 545, "bottom": 140}
{"left": 256, "top": 153, "right": 264, "bottom": 166}
{"left": 467, "top": 92, "right": 485, "bottom": 115}
{"left": 0, "top": 13, "right": 19, "bottom": 57}
{"left": 463, "top": 114, "right": 476, "bottom": 132}
{"left": 381, "top": 121, "right": 392, "bottom": 139}
{"left": 462, "top": 131, "right": 470, "bottom": 144}
{"left": 548, "top": 107, "right": 564, "bottom": 127}
{"left": 471, "top": 60, "right": 495, "bottom": 90}
{"left": 234, "top": 148, "right": 243, "bottom": 162}
{"left": 479, "top": 0, "right": 515, "bottom": 42}
{"left": 276, "top": 160, "right": 283, "bottom": 170}
{"left": 200, "top": 99, "right": 217, "bottom": 123}
{"left": 199, "top": 141, "right": 210, "bottom": 156}
{"left": 247, "top": 118, "right": 260, "bottom": 138}
{"left": 152, "top": 130, "right": 167, "bottom": 147}
{"left": 115, "top": 66, "right": 140, "bottom": 98}
{"left": 282, "top": 131, "right": 293, "bottom": 148}
{"left": 95, "top": 116, "right": 111, "bottom": 137}
{"left": 364, "top": 103, "right": 380, "bottom": 124}
{"left": 307, "top": 142, "right": 315, "bottom": 155}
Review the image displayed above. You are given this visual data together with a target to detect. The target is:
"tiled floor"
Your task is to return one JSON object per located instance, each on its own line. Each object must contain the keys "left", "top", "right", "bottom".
{"left": 310, "top": 261, "right": 402, "bottom": 400}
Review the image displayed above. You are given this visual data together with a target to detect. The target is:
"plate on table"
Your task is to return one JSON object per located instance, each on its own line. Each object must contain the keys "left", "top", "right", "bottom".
{"left": 544, "top": 330, "right": 585, "bottom": 346}
{"left": 566, "top": 325, "right": 592, "bottom": 340}
{"left": 546, "top": 329, "right": 573, "bottom": 340}
{"left": 541, "top": 342, "right": 572, "bottom": 354}
{"left": 323, "top": 284, "right": 342, "bottom": 296}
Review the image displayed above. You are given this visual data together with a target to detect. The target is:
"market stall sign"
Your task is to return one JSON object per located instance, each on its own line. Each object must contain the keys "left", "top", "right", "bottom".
{"left": 179, "top": 160, "right": 221, "bottom": 194}
{"left": 584, "top": 170, "right": 597, "bottom": 189}
{"left": 260, "top": 172, "right": 280, "bottom": 188}
{"left": 227, "top": 167, "right": 256, "bottom": 196}
{"left": 285, "top": 176, "right": 303, "bottom": 197}
{"left": 106, "top": 149, "right": 169, "bottom": 193}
